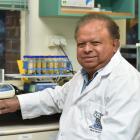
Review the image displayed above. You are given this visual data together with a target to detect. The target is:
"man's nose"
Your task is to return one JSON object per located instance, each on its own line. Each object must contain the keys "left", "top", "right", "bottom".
{"left": 84, "top": 42, "right": 92, "bottom": 52}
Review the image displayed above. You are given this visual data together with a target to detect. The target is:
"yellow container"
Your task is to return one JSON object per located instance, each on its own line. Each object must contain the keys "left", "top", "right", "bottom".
{"left": 17, "top": 60, "right": 25, "bottom": 74}
{"left": 17, "top": 60, "right": 28, "bottom": 82}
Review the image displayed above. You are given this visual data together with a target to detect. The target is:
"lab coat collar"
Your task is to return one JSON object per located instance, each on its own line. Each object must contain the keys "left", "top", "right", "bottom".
{"left": 98, "top": 49, "right": 121, "bottom": 77}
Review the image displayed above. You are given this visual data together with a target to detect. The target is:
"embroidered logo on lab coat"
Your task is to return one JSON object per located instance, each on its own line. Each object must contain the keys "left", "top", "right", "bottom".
{"left": 89, "top": 110, "right": 103, "bottom": 133}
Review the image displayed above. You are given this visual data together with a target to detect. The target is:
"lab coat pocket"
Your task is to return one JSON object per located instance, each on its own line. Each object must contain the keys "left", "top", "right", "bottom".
{"left": 84, "top": 100, "right": 106, "bottom": 136}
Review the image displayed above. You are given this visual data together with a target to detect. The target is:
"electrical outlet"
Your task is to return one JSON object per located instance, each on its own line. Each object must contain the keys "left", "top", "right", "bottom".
{"left": 48, "top": 35, "right": 67, "bottom": 47}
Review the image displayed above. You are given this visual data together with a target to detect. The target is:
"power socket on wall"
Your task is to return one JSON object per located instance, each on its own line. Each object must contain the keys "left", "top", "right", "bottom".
{"left": 48, "top": 35, "right": 67, "bottom": 48}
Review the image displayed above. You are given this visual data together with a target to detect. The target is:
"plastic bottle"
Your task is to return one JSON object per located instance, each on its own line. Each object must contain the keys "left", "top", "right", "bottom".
{"left": 53, "top": 56, "right": 59, "bottom": 75}
{"left": 58, "top": 55, "right": 64, "bottom": 74}
{"left": 41, "top": 56, "right": 47, "bottom": 74}
{"left": 48, "top": 56, "right": 54, "bottom": 74}
{"left": 63, "top": 56, "right": 68, "bottom": 74}
{"left": 36, "top": 56, "right": 42, "bottom": 75}
{"left": 28, "top": 56, "right": 36, "bottom": 75}
{"left": 23, "top": 55, "right": 29, "bottom": 74}
{"left": 23, "top": 55, "right": 36, "bottom": 75}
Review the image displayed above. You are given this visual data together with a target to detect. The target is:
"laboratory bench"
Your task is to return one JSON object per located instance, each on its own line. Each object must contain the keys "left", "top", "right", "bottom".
{"left": 0, "top": 111, "right": 60, "bottom": 140}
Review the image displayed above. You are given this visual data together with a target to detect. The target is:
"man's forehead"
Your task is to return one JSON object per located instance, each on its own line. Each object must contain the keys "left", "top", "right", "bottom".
{"left": 86, "top": 20, "right": 107, "bottom": 29}
{"left": 78, "top": 20, "right": 108, "bottom": 35}
{"left": 78, "top": 20, "right": 107, "bottom": 32}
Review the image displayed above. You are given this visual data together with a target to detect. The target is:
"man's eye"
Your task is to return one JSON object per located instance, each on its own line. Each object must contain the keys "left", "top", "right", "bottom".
{"left": 77, "top": 42, "right": 86, "bottom": 48}
{"left": 77, "top": 41, "right": 101, "bottom": 48}
{"left": 90, "top": 41, "right": 101, "bottom": 46}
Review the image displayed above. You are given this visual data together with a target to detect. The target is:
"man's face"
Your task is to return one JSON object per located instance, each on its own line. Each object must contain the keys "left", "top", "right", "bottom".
{"left": 76, "top": 20, "right": 119, "bottom": 75}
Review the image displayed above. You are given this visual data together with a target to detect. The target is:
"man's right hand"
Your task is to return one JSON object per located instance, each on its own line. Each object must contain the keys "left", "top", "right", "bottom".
{"left": 0, "top": 96, "right": 20, "bottom": 114}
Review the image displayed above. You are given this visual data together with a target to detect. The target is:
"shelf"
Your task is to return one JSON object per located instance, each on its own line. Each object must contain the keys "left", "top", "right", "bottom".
{"left": 5, "top": 74, "right": 73, "bottom": 79}
{"left": 39, "top": 0, "right": 135, "bottom": 19}
{"left": 61, "top": 7, "right": 132, "bottom": 18}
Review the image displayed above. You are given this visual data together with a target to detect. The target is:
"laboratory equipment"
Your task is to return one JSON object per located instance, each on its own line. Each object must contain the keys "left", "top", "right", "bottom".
{"left": 0, "top": 83, "right": 15, "bottom": 99}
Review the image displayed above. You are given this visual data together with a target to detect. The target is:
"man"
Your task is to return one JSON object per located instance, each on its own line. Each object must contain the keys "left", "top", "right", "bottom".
{"left": 0, "top": 14, "right": 140, "bottom": 140}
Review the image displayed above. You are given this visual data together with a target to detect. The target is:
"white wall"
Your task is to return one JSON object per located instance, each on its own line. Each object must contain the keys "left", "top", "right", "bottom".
{"left": 21, "top": 0, "right": 126, "bottom": 71}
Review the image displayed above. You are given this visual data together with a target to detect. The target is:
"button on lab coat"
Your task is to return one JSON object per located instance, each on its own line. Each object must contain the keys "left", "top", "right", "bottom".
{"left": 18, "top": 51, "right": 140, "bottom": 140}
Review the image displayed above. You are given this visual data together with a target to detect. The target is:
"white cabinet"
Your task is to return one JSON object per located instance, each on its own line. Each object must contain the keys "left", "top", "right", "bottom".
{"left": 0, "top": 113, "right": 59, "bottom": 140}
{"left": 0, "top": 131, "right": 58, "bottom": 140}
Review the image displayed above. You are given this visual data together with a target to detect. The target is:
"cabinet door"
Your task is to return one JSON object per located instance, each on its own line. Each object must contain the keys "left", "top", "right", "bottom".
{"left": 138, "top": 0, "right": 140, "bottom": 40}
{"left": 39, "top": 0, "right": 135, "bottom": 19}
{"left": 0, "top": 130, "right": 58, "bottom": 140}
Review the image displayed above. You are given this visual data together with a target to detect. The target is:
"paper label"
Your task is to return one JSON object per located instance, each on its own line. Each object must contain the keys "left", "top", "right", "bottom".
{"left": 61, "top": 0, "right": 94, "bottom": 8}
{"left": 18, "top": 134, "right": 32, "bottom": 140}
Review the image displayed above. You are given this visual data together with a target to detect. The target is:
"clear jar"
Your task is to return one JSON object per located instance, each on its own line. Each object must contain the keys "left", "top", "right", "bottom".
{"left": 23, "top": 55, "right": 36, "bottom": 75}
{"left": 23, "top": 55, "right": 29, "bottom": 74}
{"left": 58, "top": 55, "right": 64, "bottom": 74}
{"left": 62, "top": 56, "right": 68, "bottom": 74}
{"left": 53, "top": 56, "right": 59, "bottom": 75}
{"left": 46, "top": 56, "right": 51, "bottom": 74}
{"left": 48, "top": 56, "right": 54, "bottom": 74}
{"left": 65, "top": 56, "right": 73, "bottom": 73}
{"left": 36, "top": 56, "right": 42, "bottom": 75}
{"left": 28, "top": 56, "right": 36, "bottom": 75}
{"left": 41, "top": 56, "right": 47, "bottom": 74}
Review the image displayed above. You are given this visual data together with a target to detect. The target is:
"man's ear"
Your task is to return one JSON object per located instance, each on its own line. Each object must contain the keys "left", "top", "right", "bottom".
{"left": 113, "top": 39, "right": 120, "bottom": 53}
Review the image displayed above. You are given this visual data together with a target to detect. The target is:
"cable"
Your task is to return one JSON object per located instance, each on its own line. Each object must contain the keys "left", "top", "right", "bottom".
{"left": 58, "top": 43, "right": 74, "bottom": 75}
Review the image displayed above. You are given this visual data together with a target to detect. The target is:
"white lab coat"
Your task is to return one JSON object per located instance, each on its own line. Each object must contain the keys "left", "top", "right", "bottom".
{"left": 18, "top": 51, "right": 140, "bottom": 140}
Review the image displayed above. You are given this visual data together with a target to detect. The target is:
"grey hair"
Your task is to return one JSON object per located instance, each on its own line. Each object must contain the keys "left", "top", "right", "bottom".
{"left": 74, "top": 14, "right": 120, "bottom": 40}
